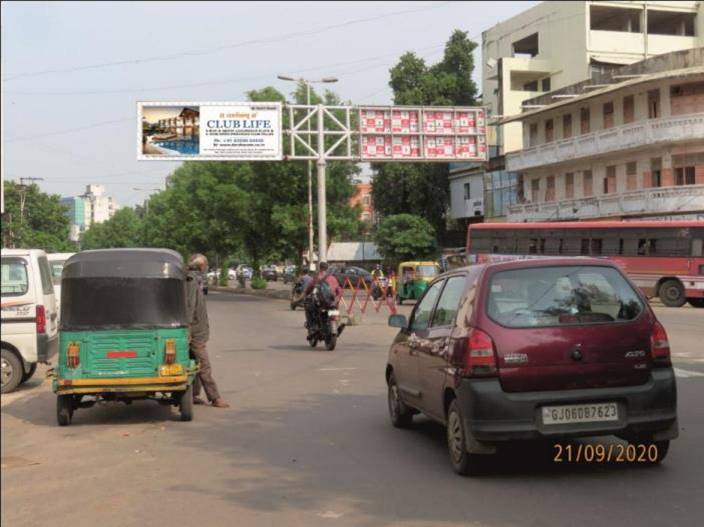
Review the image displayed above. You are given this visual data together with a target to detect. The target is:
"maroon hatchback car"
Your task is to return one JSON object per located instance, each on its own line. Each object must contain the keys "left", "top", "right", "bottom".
{"left": 385, "top": 258, "right": 678, "bottom": 475}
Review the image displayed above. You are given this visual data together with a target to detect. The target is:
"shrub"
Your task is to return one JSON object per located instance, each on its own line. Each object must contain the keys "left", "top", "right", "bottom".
{"left": 250, "top": 276, "right": 267, "bottom": 289}
{"left": 218, "top": 268, "right": 228, "bottom": 287}
{"left": 237, "top": 273, "right": 246, "bottom": 288}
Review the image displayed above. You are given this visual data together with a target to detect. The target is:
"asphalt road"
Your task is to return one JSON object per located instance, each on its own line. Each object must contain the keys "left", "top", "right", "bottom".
{"left": 2, "top": 292, "right": 703, "bottom": 527}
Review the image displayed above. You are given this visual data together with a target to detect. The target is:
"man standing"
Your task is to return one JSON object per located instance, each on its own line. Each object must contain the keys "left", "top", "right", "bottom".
{"left": 186, "top": 253, "right": 229, "bottom": 408}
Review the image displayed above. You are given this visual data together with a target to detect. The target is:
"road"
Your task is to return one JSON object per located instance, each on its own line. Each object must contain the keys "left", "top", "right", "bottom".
{"left": 2, "top": 292, "right": 703, "bottom": 527}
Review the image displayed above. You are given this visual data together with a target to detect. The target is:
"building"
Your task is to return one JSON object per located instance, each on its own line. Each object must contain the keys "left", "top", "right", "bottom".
{"left": 157, "top": 107, "right": 199, "bottom": 138}
{"left": 60, "top": 196, "right": 88, "bottom": 242}
{"left": 501, "top": 48, "right": 704, "bottom": 222}
{"left": 483, "top": 1, "right": 704, "bottom": 156}
{"left": 349, "top": 181, "right": 375, "bottom": 223}
{"left": 83, "top": 184, "right": 117, "bottom": 224}
{"left": 449, "top": 162, "right": 485, "bottom": 225}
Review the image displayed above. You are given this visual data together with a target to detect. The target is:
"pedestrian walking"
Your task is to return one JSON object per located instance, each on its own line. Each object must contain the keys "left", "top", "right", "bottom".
{"left": 186, "top": 253, "right": 230, "bottom": 408}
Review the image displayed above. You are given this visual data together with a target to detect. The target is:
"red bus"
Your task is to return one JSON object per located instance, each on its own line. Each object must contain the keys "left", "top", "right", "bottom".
{"left": 467, "top": 221, "right": 704, "bottom": 308}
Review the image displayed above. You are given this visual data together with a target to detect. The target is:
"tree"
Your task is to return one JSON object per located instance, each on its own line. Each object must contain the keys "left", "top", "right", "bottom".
{"left": 1, "top": 181, "right": 74, "bottom": 252}
{"left": 374, "top": 213, "right": 437, "bottom": 266}
{"left": 81, "top": 207, "right": 144, "bottom": 249}
{"left": 372, "top": 30, "right": 479, "bottom": 235}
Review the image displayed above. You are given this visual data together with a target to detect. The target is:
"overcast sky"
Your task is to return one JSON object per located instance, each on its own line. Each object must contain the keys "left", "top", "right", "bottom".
{"left": 2, "top": 0, "right": 537, "bottom": 206}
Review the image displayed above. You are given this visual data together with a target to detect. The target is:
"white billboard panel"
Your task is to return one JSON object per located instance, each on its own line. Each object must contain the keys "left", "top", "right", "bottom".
{"left": 138, "top": 101, "right": 282, "bottom": 161}
{"left": 358, "top": 105, "right": 487, "bottom": 162}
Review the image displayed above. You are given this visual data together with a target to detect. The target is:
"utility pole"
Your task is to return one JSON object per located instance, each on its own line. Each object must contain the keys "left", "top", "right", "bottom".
{"left": 277, "top": 75, "right": 338, "bottom": 267}
{"left": 18, "top": 177, "right": 44, "bottom": 225}
{"left": 132, "top": 187, "right": 160, "bottom": 215}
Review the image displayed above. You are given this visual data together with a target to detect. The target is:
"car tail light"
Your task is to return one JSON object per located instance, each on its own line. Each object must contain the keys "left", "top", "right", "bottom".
{"left": 650, "top": 320, "right": 671, "bottom": 366}
{"left": 36, "top": 305, "right": 46, "bottom": 334}
{"left": 164, "top": 339, "right": 176, "bottom": 365}
{"left": 461, "top": 328, "right": 497, "bottom": 377}
{"left": 67, "top": 342, "right": 80, "bottom": 369}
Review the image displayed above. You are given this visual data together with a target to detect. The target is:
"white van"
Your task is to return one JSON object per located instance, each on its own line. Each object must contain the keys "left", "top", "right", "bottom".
{"left": 47, "top": 252, "right": 75, "bottom": 314}
{"left": 1, "top": 249, "right": 59, "bottom": 393}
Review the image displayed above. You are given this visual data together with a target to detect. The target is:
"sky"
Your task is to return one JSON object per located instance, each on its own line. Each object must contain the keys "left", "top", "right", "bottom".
{"left": 1, "top": 0, "right": 537, "bottom": 207}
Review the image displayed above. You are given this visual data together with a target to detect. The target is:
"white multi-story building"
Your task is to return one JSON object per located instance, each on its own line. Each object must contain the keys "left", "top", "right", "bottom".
{"left": 502, "top": 48, "right": 704, "bottom": 222}
{"left": 82, "top": 184, "right": 117, "bottom": 226}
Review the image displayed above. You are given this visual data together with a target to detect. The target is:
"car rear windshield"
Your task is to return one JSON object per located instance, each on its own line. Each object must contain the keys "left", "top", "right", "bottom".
{"left": 487, "top": 265, "right": 643, "bottom": 328}
{"left": 1, "top": 258, "right": 29, "bottom": 297}
{"left": 417, "top": 265, "right": 437, "bottom": 277}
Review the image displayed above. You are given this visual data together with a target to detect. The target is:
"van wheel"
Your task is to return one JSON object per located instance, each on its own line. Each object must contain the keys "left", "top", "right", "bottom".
{"left": 1, "top": 349, "right": 23, "bottom": 394}
{"left": 447, "top": 400, "right": 482, "bottom": 476}
{"left": 387, "top": 373, "right": 413, "bottom": 428}
{"left": 659, "top": 279, "right": 685, "bottom": 307}
{"left": 57, "top": 395, "right": 74, "bottom": 426}
{"left": 180, "top": 385, "right": 194, "bottom": 422}
{"left": 688, "top": 298, "right": 704, "bottom": 308}
{"left": 21, "top": 363, "right": 37, "bottom": 384}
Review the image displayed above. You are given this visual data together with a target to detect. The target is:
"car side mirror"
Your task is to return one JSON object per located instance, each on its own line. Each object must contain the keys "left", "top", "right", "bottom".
{"left": 388, "top": 314, "right": 408, "bottom": 329}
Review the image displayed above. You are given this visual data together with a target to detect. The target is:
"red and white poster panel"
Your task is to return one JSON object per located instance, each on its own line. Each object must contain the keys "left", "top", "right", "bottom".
{"left": 359, "top": 106, "right": 487, "bottom": 162}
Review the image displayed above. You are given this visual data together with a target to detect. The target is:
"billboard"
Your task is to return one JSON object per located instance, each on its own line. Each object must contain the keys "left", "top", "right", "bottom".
{"left": 138, "top": 101, "right": 282, "bottom": 161}
{"left": 359, "top": 106, "right": 486, "bottom": 162}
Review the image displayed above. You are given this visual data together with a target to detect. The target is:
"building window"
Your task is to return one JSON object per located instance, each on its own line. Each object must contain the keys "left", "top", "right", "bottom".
{"left": 675, "top": 166, "right": 695, "bottom": 186}
{"left": 626, "top": 161, "right": 638, "bottom": 190}
{"left": 531, "top": 179, "right": 540, "bottom": 202}
{"left": 512, "top": 33, "right": 538, "bottom": 57}
{"left": 529, "top": 123, "right": 539, "bottom": 146}
{"left": 541, "top": 78, "right": 551, "bottom": 92}
{"left": 590, "top": 5, "right": 641, "bottom": 32}
{"left": 362, "top": 195, "right": 371, "bottom": 207}
{"left": 565, "top": 172, "right": 574, "bottom": 199}
{"left": 580, "top": 107, "right": 590, "bottom": 134}
{"left": 648, "top": 89, "right": 660, "bottom": 119}
{"left": 651, "top": 158, "right": 662, "bottom": 187}
{"left": 523, "top": 80, "right": 539, "bottom": 92}
{"left": 603, "top": 102, "right": 614, "bottom": 129}
{"left": 623, "top": 95, "right": 634, "bottom": 123}
{"left": 647, "top": 10, "right": 696, "bottom": 37}
{"left": 463, "top": 182, "right": 471, "bottom": 200}
{"left": 604, "top": 165, "right": 616, "bottom": 194}
{"left": 583, "top": 170, "right": 593, "bottom": 197}
{"left": 545, "top": 119, "right": 554, "bottom": 142}
{"left": 545, "top": 176, "right": 555, "bottom": 202}
{"left": 563, "top": 114, "right": 572, "bottom": 139}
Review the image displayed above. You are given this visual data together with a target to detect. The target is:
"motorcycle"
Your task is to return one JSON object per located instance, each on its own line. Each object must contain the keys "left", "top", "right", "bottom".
{"left": 290, "top": 279, "right": 305, "bottom": 310}
{"left": 306, "top": 303, "right": 344, "bottom": 351}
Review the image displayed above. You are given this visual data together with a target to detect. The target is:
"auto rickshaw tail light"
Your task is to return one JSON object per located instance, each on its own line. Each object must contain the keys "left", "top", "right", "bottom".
{"left": 164, "top": 339, "right": 176, "bottom": 364}
{"left": 67, "top": 343, "right": 80, "bottom": 369}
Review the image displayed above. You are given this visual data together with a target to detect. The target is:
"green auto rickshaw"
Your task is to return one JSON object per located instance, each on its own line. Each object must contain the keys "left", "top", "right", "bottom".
{"left": 395, "top": 261, "right": 440, "bottom": 305}
{"left": 51, "top": 249, "right": 197, "bottom": 425}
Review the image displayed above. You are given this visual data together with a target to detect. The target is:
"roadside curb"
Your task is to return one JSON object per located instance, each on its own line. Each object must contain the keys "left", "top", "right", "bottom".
{"left": 211, "top": 286, "right": 290, "bottom": 301}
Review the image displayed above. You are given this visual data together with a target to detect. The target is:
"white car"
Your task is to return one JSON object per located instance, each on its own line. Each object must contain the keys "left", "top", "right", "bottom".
{"left": 47, "top": 252, "right": 75, "bottom": 315}
{"left": 1, "top": 249, "right": 59, "bottom": 393}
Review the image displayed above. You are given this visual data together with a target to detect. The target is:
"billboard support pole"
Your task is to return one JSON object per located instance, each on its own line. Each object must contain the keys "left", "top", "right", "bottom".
{"left": 316, "top": 104, "right": 327, "bottom": 263}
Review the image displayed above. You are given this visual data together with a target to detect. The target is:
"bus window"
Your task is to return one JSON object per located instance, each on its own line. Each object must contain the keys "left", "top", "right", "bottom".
{"left": 619, "top": 239, "right": 624, "bottom": 255}
{"left": 581, "top": 239, "right": 590, "bottom": 255}
{"left": 529, "top": 239, "right": 538, "bottom": 254}
{"left": 539, "top": 239, "right": 546, "bottom": 254}
{"left": 693, "top": 238, "right": 703, "bottom": 257}
{"left": 638, "top": 239, "right": 657, "bottom": 256}
{"left": 602, "top": 238, "right": 619, "bottom": 255}
{"left": 590, "top": 239, "right": 603, "bottom": 255}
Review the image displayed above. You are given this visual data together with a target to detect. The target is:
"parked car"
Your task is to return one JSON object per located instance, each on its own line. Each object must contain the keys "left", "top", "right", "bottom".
{"left": 331, "top": 266, "right": 373, "bottom": 288}
{"left": 261, "top": 265, "right": 278, "bottom": 282}
{"left": 47, "top": 252, "right": 76, "bottom": 315}
{"left": 386, "top": 258, "right": 677, "bottom": 475}
{"left": 1, "top": 249, "right": 59, "bottom": 393}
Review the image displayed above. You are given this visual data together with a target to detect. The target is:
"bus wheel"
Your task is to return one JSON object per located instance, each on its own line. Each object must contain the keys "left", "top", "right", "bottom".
{"left": 688, "top": 298, "right": 704, "bottom": 308}
{"left": 659, "top": 279, "right": 685, "bottom": 308}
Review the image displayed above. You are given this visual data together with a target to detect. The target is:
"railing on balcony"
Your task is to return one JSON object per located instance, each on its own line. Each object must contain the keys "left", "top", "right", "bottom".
{"left": 506, "top": 113, "right": 704, "bottom": 171}
{"left": 507, "top": 184, "right": 704, "bottom": 222}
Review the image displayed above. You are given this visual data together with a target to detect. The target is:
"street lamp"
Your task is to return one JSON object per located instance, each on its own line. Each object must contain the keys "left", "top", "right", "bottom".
{"left": 132, "top": 187, "right": 160, "bottom": 215}
{"left": 277, "top": 74, "right": 338, "bottom": 268}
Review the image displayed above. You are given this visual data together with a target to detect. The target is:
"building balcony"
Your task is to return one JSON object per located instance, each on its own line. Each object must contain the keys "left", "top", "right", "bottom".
{"left": 507, "top": 184, "right": 704, "bottom": 222}
{"left": 506, "top": 113, "right": 704, "bottom": 172}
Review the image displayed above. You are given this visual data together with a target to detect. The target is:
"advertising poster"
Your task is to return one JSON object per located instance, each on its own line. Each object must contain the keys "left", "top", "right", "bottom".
{"left": 138, "top": 101, "right": 282, "bottom": 160}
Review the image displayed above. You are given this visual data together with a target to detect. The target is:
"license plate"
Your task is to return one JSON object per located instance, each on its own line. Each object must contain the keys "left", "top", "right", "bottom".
{"left": 542, "top": 402, "right": 618, "bottom": 425}
{"left": 327, "top": 310, "right": 339, "bottom": 317}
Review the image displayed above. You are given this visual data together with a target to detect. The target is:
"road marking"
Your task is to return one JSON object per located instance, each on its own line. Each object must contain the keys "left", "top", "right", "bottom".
{"left": 674, "top": 368, "right": 704, "bottom": 378}
{"left": 318, "top": 367, "right": 357, "bottom": 372}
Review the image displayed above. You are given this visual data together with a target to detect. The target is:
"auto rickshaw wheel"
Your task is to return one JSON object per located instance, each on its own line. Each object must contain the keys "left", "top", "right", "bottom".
{"left": 180, "top": 384, "right": 194, "bottom": 422}
{"left": 56, "top": 395, "right": 74, "bottom": 426}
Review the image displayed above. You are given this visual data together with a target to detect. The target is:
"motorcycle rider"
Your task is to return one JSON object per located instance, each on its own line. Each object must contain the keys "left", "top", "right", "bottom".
{"left": 303, "top": 261, "right": 342, "bottom": 335}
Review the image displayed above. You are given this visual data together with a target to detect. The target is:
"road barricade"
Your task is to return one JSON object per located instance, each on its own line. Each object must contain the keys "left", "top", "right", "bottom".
{"left": 338, "top": 275, "right": 397, "bottom": 323}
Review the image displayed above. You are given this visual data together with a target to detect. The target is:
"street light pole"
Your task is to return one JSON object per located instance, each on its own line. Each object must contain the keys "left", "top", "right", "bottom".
{"left": 132, "top": 187, "right": 160, "bottom": 215}
{"left": 277, "top": 74, "right": 338, "bottom": 266}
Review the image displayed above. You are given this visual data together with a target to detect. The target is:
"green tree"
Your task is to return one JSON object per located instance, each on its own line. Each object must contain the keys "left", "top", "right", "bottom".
{"left": 372, "top": 30, "right": 479, "bottom": 235}
{"left": 80, "top": 207, "right": 144, "bottom": 249}
{"left": 374, "top": 213, "right": 437, "bottom": 266}
{"left": 1, "top": 181, "right": 74, "bottom": 252}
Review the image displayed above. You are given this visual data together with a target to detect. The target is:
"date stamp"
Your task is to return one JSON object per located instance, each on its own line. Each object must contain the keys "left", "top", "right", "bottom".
{"left": 553, "top": 443, "right": 659, "bottom": 463}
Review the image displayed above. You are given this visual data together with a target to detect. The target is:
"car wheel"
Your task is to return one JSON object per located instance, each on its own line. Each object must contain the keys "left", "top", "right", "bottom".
{"left": 387, "top": 373, "right": 413, "bottom": 428}
{"left": 56, "top": 395, "right": 74, "bottom": 426}
{"left": 21, "top": 363, "right": 37, "bottom": 384}
{"left": 687, "top": 298, "right": 704, "bottom": 308}
{"left": 659, "top": 279, "right": 686, "bottom": 307}
{"left": 447, "top": 400, "right": 482, "bottom": 476}
{"left": 180, "top": 384, "right": 194, "bottom": 422}
{"left": 1, "top": 349, "right": 23, "bottom": 394}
